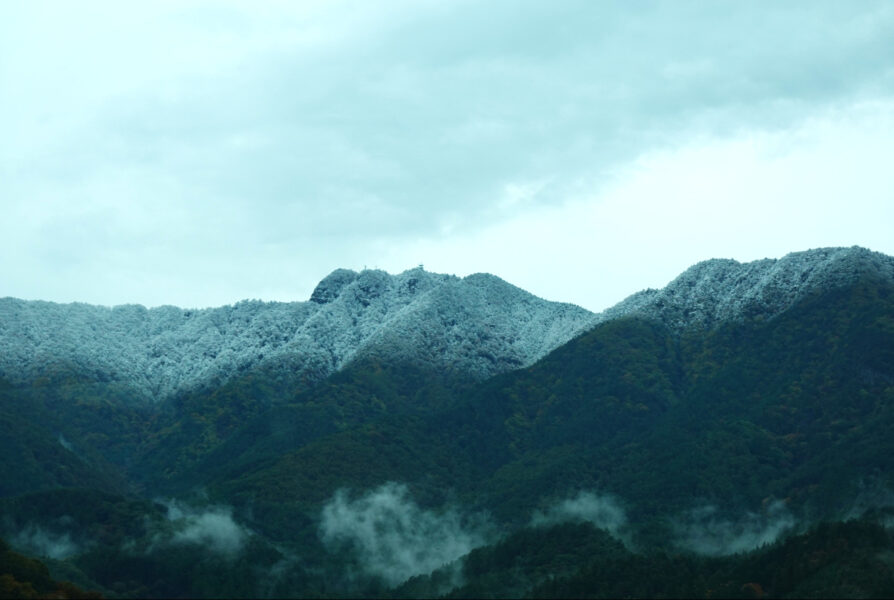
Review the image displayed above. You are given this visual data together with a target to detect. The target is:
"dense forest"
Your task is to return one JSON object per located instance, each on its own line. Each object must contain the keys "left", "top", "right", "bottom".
{"left": 1, "top": 266, "right": 893, "bottom": 597}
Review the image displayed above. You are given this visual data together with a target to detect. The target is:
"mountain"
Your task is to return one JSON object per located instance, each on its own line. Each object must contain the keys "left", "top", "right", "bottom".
{"left": 3, "top": 246, "right": 888, "bottom": 404}
{"left": 605, "top": 245, "right": 894, "bottom": 329}
{"left": 0, "top": 267, "right": 596, "bottom": 403}
{"left": 2, "top": 245, "right": 893, "bottom": 598}
{"left": 204, "top": 248, "right": 894, "bottom": 529}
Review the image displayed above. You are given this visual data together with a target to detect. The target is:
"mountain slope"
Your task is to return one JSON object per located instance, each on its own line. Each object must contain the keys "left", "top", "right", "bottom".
{"left": 0, "top": 267, "right": 596, "bottom": 403}
{"left": 204, "top": 254, "right": 894, "bottom": 545}
{"left": 2, "top": 246, "right": 894, "bottom": 598}
{"left": 606, "top": 245, "right": 894, "bottom": 329}
{"left": 2, "top": 246, "right": 888, "bottom": 404}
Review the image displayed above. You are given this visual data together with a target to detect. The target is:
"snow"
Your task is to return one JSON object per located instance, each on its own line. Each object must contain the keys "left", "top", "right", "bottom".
{"left": 602, "top": 246, "right": 894, "bottom": 330}
{"left": 0, "top": 267, "right": 595, "bottom": 402}
{"left": 2, "top": 246, "right": 890, "bottom": 403}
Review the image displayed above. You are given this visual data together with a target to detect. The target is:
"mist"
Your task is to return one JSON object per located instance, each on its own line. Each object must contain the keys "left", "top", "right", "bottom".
{"left": 319, "top": 482, "right": 490, "bottom": 587}
{"left": 57, "top": 434, "right": 74, "bottom": 452}
{"left": 151, "top": 500, "right": 249, "bottom": 558}
{"left": 531, "top": 491, "right": 628, "bottom": 540}
{"left": 10, "top": 523, "right": 79, "bottom": 560}
{"left": 674, "top": 501, "right": 796, "bottom": 556}
{"left": 844, "top": 479, "right": 894, "bottom": 521}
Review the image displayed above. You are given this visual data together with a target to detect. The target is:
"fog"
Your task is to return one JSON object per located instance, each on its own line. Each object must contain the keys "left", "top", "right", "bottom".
{"left": 531, "top": 491, "right": 628, "bottom": 540}
{"left": 11, "top": 523, "right": 79, "bottom": 560}
{"left": 674, "top": 500, "right": 796, "bottom": 555}
{"left": 319, "top": 482, "right": 490, "bottom": 587}
{"left": 845, "top": 479, "right": 894, "bottom": 520}
{"left": 152, "top": 500, "right": 249, "bottom": 558}
{"left": 57, "top": 434, "right": 74, "bottom": 452}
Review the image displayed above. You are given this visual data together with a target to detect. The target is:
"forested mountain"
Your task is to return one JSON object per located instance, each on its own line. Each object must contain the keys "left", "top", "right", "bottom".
{"left": 1, "top": 246, "right": 893, "bottom": 598}
{"left": 0, "top": 268, "right": 596, "bottom": 402}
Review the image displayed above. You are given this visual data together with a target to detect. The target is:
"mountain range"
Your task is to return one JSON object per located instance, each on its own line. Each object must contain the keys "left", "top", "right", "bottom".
{"left": 3, "top": 246, "right": 888, "bottom": 399}
{"left": 0, "top": 267, "right": 595, "bottom": 402}
{"left": 1, "top": 245, "right": 893, "bottom": 598}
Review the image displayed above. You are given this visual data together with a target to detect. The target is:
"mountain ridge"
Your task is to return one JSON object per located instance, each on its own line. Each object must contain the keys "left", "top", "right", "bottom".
{"left": 0, "top": 268, "right": 596, "bottom": 402}
{"left": 1, "top": 246, "right": 891, "bottom": 404}
{"left": 2, "top": 245, "right": 894, "bottom": 598}
{"left": 602, "top": 245, "right": 894, "bottom": 329}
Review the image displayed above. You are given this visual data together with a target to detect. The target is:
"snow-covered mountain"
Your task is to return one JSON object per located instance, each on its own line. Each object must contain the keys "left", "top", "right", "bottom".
{"left": 0, "top": 267, "right": 596, "bottom": 402}
{"left": 2, "top": 247, "right": 890, "bottom": 403}
{"left": 603, "top": 246, "right": 894, "bottom": 329}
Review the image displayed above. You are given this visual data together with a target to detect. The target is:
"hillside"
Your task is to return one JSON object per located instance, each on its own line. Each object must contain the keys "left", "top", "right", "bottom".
{"left": 0, "top": 268, "right": 595, "bottom": 404}
{"left": 203, "top": 262, "right": 894, "bottom": 536}
{"left": 2, "top": 246, "right": 893, "bottom": 598}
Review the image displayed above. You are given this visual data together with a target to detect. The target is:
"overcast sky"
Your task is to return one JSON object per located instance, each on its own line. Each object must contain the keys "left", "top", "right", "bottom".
{"left": 2, "top": 1, "right": 893, "bottom": 312}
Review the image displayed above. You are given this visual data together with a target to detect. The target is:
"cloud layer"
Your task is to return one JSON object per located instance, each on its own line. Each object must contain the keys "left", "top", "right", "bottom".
{"left": 2, "top": 1, "right": 893, "bottom": 309}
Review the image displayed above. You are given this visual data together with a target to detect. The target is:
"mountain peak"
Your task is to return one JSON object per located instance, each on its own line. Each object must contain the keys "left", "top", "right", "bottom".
{"left": 2, "top": 248, "right": 890, "bottom": 403}
{"left": 310, "top": 269, "right": 359, "bottom": 304}
{"left": 607, "top": 246, "right": 894, "bottom": 330}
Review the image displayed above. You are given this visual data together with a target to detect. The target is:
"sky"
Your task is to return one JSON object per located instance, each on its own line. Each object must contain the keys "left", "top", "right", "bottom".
{"left": 2, "top": 0, "right": 893, "bottom": 312}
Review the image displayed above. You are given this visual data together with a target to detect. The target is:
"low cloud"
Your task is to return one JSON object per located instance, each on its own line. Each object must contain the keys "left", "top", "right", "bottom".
{"left": 11, "top": 523, "right": 79, "bottom": 560}
{"left": 57, "top": 434, "right": 74, "bottom": 452}
{"left": 319, "top": 482, "right": 490, "bottom": 587}
{"left": 674, "top": 501, "right": 796, "bottom": 556}
{"left": 152, "top": 500, "right": 249, "bottom": 558}
{"left": 845, "top": 479, "right": 894, "bottom": 521}
{"left": 531, "top": 491, "right": 628, "bottom": 540}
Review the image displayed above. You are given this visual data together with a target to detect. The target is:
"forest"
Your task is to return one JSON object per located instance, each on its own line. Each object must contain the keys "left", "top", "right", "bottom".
{"left": 1, "top": 271, "right": 893, "bottom": 597}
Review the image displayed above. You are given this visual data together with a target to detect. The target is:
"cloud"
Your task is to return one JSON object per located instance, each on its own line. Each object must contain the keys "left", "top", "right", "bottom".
{"left": 319, "top": 482, "right": 490, "bottom": 587}
{"left": 674, "top": 501, "right": 796, "bottom": 556}
{"left": 57, "top": 434, "right": 74, "bottom": 452}
{"left": 2, "top": 2, "right": 893, "bottom": 309}
{"left": 153, "top": 500, "right": 249, "bottom": 557}
{"left": 11, "top": 523, "right": 79, "bottom": 560}
{"left": 375, "top": 100, "right": 894, "bottom": 311}
{"left": 842, "top": 479, "right": 894, "bottom": 527}
{"left": 531, "top": 491, "right": 628, "bottom": 541}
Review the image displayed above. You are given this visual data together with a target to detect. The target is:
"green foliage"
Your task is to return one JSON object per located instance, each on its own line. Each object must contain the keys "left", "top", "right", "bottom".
{"left": 0, "top": 384, "right": 129, "bottom": 497}
{"left": 527, "top": 518, "right": 894, "bottom": 599}
{"left": 191, "top": 273, "right": 894, "bottom": 549}
{"left": 0, "top": 488, "right": 166, "bottom": 547}
{"left": 454, "top": 522, "right": 626, "bottom": 598}
{"left": 0, "top": 536, "right": 101, "bottom": 599}
{"left": 388, "top": 517, "right": 894, "bottom": 599}
{"left": 74, "top": 535, "right": 286, "bottom": 599}
{"left": 3, "top": 274, "right": 894, "bottom": 597}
